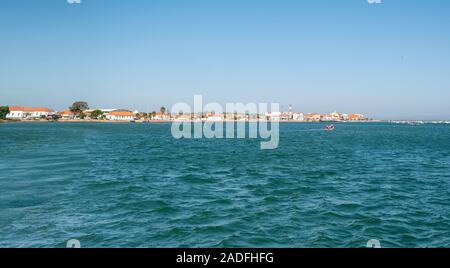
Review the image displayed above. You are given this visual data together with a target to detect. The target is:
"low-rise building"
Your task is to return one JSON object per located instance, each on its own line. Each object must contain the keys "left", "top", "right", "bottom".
{"left": 304, "top": 113, "right": 322, "bottom": 122}
{"left": 206, "top": 114, "right": 224, "bottom": 121}
{"left": 172, "top": 114, "right": 192, "bottom": 121}
{"left": 348, "top": 114, "right": 365, "bottom": 121}
{"left": 322, "top": 111, "right": 341, "bottom": 121}
{"left": 59, "top": 110, "right": 75, "bottom": 119}
{"left": 152, "top": 112, "right": 171, "bottom": 121}
{"left": 292, "top": 113, "right": 305, "bottom": 121}
{"left": 105, "top": 110, "right": 135, "bottom": 121}
{"left": 266, "top": 112, "right": 281, "bottom": 121}
{"left": 6, "top": 106, "right": 53, "bottom": 119}
{"left": 280, "top": 112, "right": 291, "bottom": 121}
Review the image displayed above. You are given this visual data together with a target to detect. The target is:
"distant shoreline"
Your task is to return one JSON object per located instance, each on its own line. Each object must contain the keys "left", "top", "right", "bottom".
{"left": 2, "top": 119, "right": 374, "bottom": 124}
{"left": 2, "top": 119, "right": 449, "bottom": 124}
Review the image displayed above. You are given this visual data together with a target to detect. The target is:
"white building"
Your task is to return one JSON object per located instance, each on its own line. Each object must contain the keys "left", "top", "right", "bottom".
{"left": 58, "top": 110, "right": 75, "bottom": 119}
{"left": 292, "top": 113, "right": 305, "bottom": 121}
{"left": 105, "top": 110, "right": 135, "bottom": 121}
{"left": 323, "top": 111, "right": 341, "bottom": 121}
{"left": 206, "top": 115, "right": 224, "bottom": 121}
{"left": 265, "top": 112, "right": 281, "bottom": 121}
{"left": 152, "top": 113, "right": 171, "bottom": 120}
{"left": 6, "top": 106, "right": 53, "bottom": 119}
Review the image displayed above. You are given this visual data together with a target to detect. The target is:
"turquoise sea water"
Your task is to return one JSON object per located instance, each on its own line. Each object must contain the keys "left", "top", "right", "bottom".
{"left": 0, "top": 122, "right": 449, "bottom": 248}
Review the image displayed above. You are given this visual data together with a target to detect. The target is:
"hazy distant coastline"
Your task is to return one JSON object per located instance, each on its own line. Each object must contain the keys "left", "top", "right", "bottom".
{"left": 2, "top": 118, "right": 450, "bottom": 125}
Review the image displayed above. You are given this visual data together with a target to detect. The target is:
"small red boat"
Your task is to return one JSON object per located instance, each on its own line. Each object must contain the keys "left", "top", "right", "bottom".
{"left": 325, "top": 124, "right": 335, "bottom": 131}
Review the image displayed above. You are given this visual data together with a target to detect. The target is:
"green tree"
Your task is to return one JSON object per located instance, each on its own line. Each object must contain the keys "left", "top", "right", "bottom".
{"left": 70, "top": 101, "right": 89, "bottom": 115}
{"left": 79, "top": 112, "right": 86, "bottom": 119}
{"left": 0, "top": 106, "right": 9, "bottom": 119}
{"left": 90, "top": 109, "right": 103, "bottom": 120}
{"left": 160, "top": 106, "right": 166, "bottom": 114}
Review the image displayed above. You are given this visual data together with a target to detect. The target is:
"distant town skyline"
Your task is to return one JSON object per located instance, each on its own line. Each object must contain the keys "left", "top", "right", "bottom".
{"left": 1, "top": 0, "right": 450, "bottom": 120}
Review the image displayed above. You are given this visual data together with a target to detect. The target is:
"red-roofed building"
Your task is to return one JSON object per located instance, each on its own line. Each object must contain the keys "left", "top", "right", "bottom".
{"left": 7, "top": 106, "right": 53, "bottom": 119}
{"left": 59, "top": 110, "right": 75, "bottom": 119}
{"left": 348, "top": 114, "right": 365, "bottom": 121}
{"left": 304, "top": 113, "right": 322, "bottom": 122}
{"left": 105, "top": 110, "right": 135, "bottom": 121}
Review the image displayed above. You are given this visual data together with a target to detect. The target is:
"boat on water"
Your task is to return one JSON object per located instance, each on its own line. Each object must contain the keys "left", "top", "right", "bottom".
{"left": 325, "top": 124, "right": 335, "bottom": 131}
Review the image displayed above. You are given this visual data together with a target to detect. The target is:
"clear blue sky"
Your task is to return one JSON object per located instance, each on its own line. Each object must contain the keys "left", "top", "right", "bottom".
{"left": 1, "top": 0, "right": 449, "bottom": 119}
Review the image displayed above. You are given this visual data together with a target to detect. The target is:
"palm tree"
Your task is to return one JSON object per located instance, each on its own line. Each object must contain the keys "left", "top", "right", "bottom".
{"left": 160, "top": 106, "right": 166, "bottom": 114}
